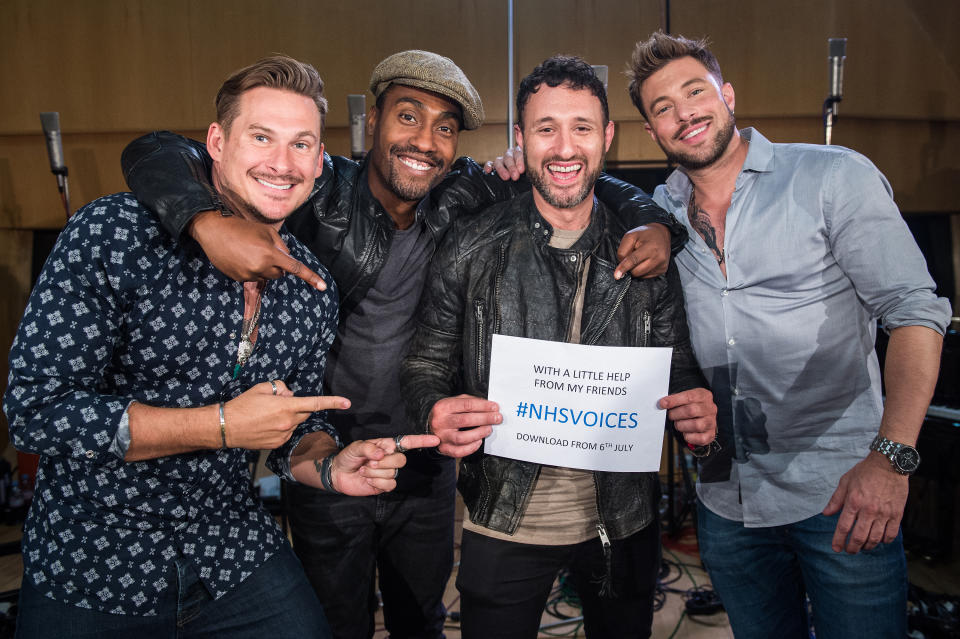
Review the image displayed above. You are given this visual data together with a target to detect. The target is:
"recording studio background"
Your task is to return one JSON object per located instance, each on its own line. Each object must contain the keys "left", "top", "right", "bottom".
{"left": 0, "top": 1, "right": 958, "bottom": 634}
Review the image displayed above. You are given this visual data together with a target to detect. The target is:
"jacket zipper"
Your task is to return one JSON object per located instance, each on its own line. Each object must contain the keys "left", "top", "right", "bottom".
{"left": 493, "top": 242, "right": 506, "bottom": 335}
{"left": 642, "top": 310, "right": 651, "bottom": 346}
{"left": 586, "top": 278, "right": 631, "bottom": 346}
{"left": 478, "top": 242, "right": 513, "bottom": 524}
{"left": 566, "top": 251, "right": 586, "bottom": 342}
{"left": 474, "top": 299, "right": 486, "bottom": 382}
{"left": 593, "top": 477, "right": 615, "bottom": 597}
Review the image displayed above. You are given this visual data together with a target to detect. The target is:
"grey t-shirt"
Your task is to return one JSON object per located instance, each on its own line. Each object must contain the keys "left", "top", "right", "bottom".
{"left": 324, "top": 220, "right": 446, "bottom": 490}
{"left": 326, "top": 221, "right": 433, "bottom": 441}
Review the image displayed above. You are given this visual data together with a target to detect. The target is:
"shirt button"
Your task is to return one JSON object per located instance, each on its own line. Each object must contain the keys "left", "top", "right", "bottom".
{"left": 229, "top": 332, "right": 236, "bottom": 339}
{"left": 534, "top": 222, "right": 541, "bottom": 228}
{"left": 733, "top": 386, "right": 740, "bottom": 396}
{"left": 570, "top": 255, "right": 578, "bottom": 262}
{"left": 721, "top": 289, "right": 729, "bottom": 296}
{"left": 85, "top": 450, "right": 95, "bottom": 459}
{"left": 727, "top": 338, "right": 736, "bottom": 346}
{"left": 543, "top": 230, "right": 549, "bottom": 235}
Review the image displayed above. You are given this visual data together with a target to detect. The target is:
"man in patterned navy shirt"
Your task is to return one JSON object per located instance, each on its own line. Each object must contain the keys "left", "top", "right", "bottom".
{"left": 3, "top": 56, "right": 437, "bottom": 639}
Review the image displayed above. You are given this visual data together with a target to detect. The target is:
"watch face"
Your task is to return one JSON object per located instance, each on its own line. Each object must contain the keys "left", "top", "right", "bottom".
{"left": 894, "top": 447, "right": 921, "bottom": 473}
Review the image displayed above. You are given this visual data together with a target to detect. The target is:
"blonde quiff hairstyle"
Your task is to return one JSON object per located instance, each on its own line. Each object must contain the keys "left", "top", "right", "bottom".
{"left": 215, "top": 54, "right": 328, "bottom": 134}
{"left": 626, "top": 32, "right": 723, "bottom": 120}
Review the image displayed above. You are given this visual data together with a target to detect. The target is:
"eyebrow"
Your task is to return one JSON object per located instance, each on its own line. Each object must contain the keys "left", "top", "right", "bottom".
{"left": 648, "top": 78, "right": 709, "bottom": 110}
{"left": 248, "top": 123, "right": 318, "bottom": 141}
{"left": 395, "top": 96, "right": 460, "bottom": 123}
{"left": 530, "top": 115, "right": 598, "bottom": 126}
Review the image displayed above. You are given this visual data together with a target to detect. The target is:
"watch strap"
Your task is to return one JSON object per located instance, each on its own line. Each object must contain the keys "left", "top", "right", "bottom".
{"left": 869, "top": 434, "right": 919, "bottom": 475}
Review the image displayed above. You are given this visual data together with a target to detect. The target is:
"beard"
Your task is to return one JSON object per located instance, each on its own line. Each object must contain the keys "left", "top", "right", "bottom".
{"left": 660, "top": 108, "right": 736, "bottom": 170}
{"left": 525, "top": 154, "right": 602, "bottom": 210}
{"left": 382, "top": 144, "right": 446, "bottom": 202}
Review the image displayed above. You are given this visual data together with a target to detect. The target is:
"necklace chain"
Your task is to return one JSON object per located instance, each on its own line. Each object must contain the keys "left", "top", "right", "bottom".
{"left": 234, "top": 285, "right": 264, "bottom": 378}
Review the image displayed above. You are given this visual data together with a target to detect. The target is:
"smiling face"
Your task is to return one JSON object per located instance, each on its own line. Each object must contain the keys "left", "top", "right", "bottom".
{"left": 516, "top": 83, "right": 614, "bottom": 226}
{"left": 640, "top": 56, "right": 737, "bottom": 170}
{"left": 207, "top": 86, "right": 324, "bottom": 227}
{"left": 366, "top": 85, "right": 461, "bottom": 219}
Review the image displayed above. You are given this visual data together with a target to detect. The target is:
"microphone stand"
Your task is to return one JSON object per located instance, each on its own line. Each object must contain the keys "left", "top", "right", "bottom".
{"left": 823, "top": 96, "right": 841, "bottom": 146}
{"left": 53, "top": 167, "right": 71, "bottom": 222}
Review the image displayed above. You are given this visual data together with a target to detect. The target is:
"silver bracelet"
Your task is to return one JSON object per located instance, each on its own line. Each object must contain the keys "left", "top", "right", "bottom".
{"left": 319, "top": 454, "right": 339, "bottom": 493}
{"left": 218, "top": 402, "right": 228, "bottom": 449}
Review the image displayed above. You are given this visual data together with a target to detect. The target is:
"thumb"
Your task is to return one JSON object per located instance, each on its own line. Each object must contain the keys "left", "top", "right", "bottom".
{"left": 822, "top": 481, "right": 847, "bottom": 516}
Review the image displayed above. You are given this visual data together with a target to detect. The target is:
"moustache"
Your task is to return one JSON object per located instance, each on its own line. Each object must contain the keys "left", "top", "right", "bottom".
{"left": 542, "top": 155, "right": 588, "bottom": 167}
{"left": 390, "top": 145, "right": 443, "bottom": 170}
{"left": 249, "top": 171, "right": 304, "bottom": 185}
{"left": 674, "top": 116, "right": 712, "bottom": 141}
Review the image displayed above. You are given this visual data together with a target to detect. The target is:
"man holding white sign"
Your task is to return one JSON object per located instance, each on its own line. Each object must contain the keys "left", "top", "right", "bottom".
{"left": 402, "top": 56, "right": 716, "bottom": 638}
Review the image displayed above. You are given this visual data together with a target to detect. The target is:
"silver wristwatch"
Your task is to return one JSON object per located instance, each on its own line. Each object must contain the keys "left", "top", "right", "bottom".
{"left": 869, "top": 435, "right": 921, "bottom": 476}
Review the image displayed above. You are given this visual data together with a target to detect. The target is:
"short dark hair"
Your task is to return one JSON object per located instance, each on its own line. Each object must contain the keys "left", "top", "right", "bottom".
{"left": 626, "top": 32, "right": 723, "bottom": 119}
{"left": 516, "top": 55, "right": 608, "bottom": 129}
{"left": 216, "top": 54, "right": 328, "bottom": 134}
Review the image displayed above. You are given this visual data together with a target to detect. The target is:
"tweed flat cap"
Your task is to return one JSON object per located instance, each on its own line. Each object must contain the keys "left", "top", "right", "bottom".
{"left": 369, "top": 50, "right": 484, "bottom": 130}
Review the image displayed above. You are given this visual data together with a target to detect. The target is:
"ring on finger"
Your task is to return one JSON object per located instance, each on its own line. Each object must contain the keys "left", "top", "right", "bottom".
{"left": 393, "top": 434, "right": 408, "bottom": 454}
{"left": 393, "top": 468, "right": 399, "bottom": 479}
{"left": 270, "top": 380, "right": 279, "bottom": 395}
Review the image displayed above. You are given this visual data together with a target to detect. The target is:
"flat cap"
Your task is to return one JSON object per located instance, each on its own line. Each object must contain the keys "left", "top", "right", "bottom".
{"left": 369, "top": 50, "right": 484, "bottom": 130}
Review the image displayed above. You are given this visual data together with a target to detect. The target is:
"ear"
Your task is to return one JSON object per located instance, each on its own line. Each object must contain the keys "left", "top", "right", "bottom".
{"left": 314, "top": 142, "right": 325, "bottom": 179}
{"left": 721, "top": 82, "right": 736, "bottom": 112}
{"left": 513, "top": 123, "right": 524, "bottom": 150}
{"left": 207, "top": 122, "right": 225, "bottom": 162}
{"left": 643, "top": 121, "right": 656, "bottom": 142}
{"left": 604, "top": 120, "right": 615, "bottom": 153}
{"left": 366, "top": 106, "right": 379, "bottom": 137}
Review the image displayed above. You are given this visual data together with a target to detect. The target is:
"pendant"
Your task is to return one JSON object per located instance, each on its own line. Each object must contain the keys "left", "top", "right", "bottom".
{"left": 237, "top": 337, "right": 254, "bottom": 364}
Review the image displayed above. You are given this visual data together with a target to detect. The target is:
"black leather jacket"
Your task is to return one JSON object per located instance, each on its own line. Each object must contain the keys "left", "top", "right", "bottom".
{"left": 401, "top": 192, "right": 706, "bottom": 539}
{"left": 121, "top": 131, "right": 688, "bottom": 319}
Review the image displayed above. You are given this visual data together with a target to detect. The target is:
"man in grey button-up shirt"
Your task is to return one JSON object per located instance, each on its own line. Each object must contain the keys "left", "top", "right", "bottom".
{"left": 625, "top": 32, "right": 952, "bottom": 639}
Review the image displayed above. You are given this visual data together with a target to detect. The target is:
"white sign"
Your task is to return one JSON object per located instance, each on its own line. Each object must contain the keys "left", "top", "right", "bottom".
{"left": 485, "top": 334, "right": 673, "bottom": 472}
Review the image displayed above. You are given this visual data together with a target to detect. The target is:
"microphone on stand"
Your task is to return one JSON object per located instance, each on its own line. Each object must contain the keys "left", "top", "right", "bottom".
{"left": 40, "top": 112, "right": 72, "bottom": 220}
{"left": 823, "top": 38, "right": 847, "bottom": 145}
{"left": 347, "top": 94, "right": 366, "bottom": 161}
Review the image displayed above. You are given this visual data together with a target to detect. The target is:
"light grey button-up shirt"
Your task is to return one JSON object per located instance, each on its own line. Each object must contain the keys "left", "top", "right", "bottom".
{"left": 653, "top": 128, "right": 951, "bottom": 527}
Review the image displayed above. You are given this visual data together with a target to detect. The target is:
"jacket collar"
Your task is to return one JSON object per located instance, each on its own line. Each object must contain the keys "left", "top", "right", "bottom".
{"left": 519, "top": 190, "right": 606, "bottom": 254}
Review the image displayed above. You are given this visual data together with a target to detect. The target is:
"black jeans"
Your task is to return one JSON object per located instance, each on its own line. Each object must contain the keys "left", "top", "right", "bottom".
{"left": 286, "top": 460, "right": 456, "bottom": 639}
{"left": 457, "top": 521, "right": 660, "bottom": 639}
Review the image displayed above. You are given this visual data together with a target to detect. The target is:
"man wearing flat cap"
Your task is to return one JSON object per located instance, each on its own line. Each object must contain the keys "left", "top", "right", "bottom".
{"left": 120, "top": 50, "right": 683, "bottom": 638}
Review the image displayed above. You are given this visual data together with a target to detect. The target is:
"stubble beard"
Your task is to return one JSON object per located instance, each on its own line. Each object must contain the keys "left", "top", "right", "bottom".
{"left": 383, "top": 144, "right": 445, "bottom": 203}
{"left": 526, "top": 153, "right": 602, "bottom": 210}
{"left": 215, "top": 171, "right": 303, "bottom": 225}
{"left": 661, "top": 108, "right": 736, "bottom": 170}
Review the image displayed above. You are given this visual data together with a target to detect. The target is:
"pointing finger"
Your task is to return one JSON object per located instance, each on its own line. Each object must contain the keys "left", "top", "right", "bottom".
{"left": 273, "top": 249, "right": 328, "bottom": 291}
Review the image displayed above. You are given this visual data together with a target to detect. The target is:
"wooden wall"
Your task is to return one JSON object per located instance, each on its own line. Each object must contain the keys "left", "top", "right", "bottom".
{"left": 1, "top": 0, "right": 959, "bottom": 442}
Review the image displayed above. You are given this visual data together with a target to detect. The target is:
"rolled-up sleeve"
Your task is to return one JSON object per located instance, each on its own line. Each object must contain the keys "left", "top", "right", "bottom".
{"left": 824, "top": 151, "right": 952, "bottom": 334}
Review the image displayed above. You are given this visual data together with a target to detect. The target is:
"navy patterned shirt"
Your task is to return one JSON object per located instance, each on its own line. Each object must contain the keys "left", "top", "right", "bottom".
{"left": 3, "top": 193, "right": 339, "bottom": 615}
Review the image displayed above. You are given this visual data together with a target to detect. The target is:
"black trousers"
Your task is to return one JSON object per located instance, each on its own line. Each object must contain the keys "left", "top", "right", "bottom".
{"left": 286, "top": 461, "right": 456, "bottom": 639}
{"left": 456, "top": 520, "right": 660, "bottom": 639}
